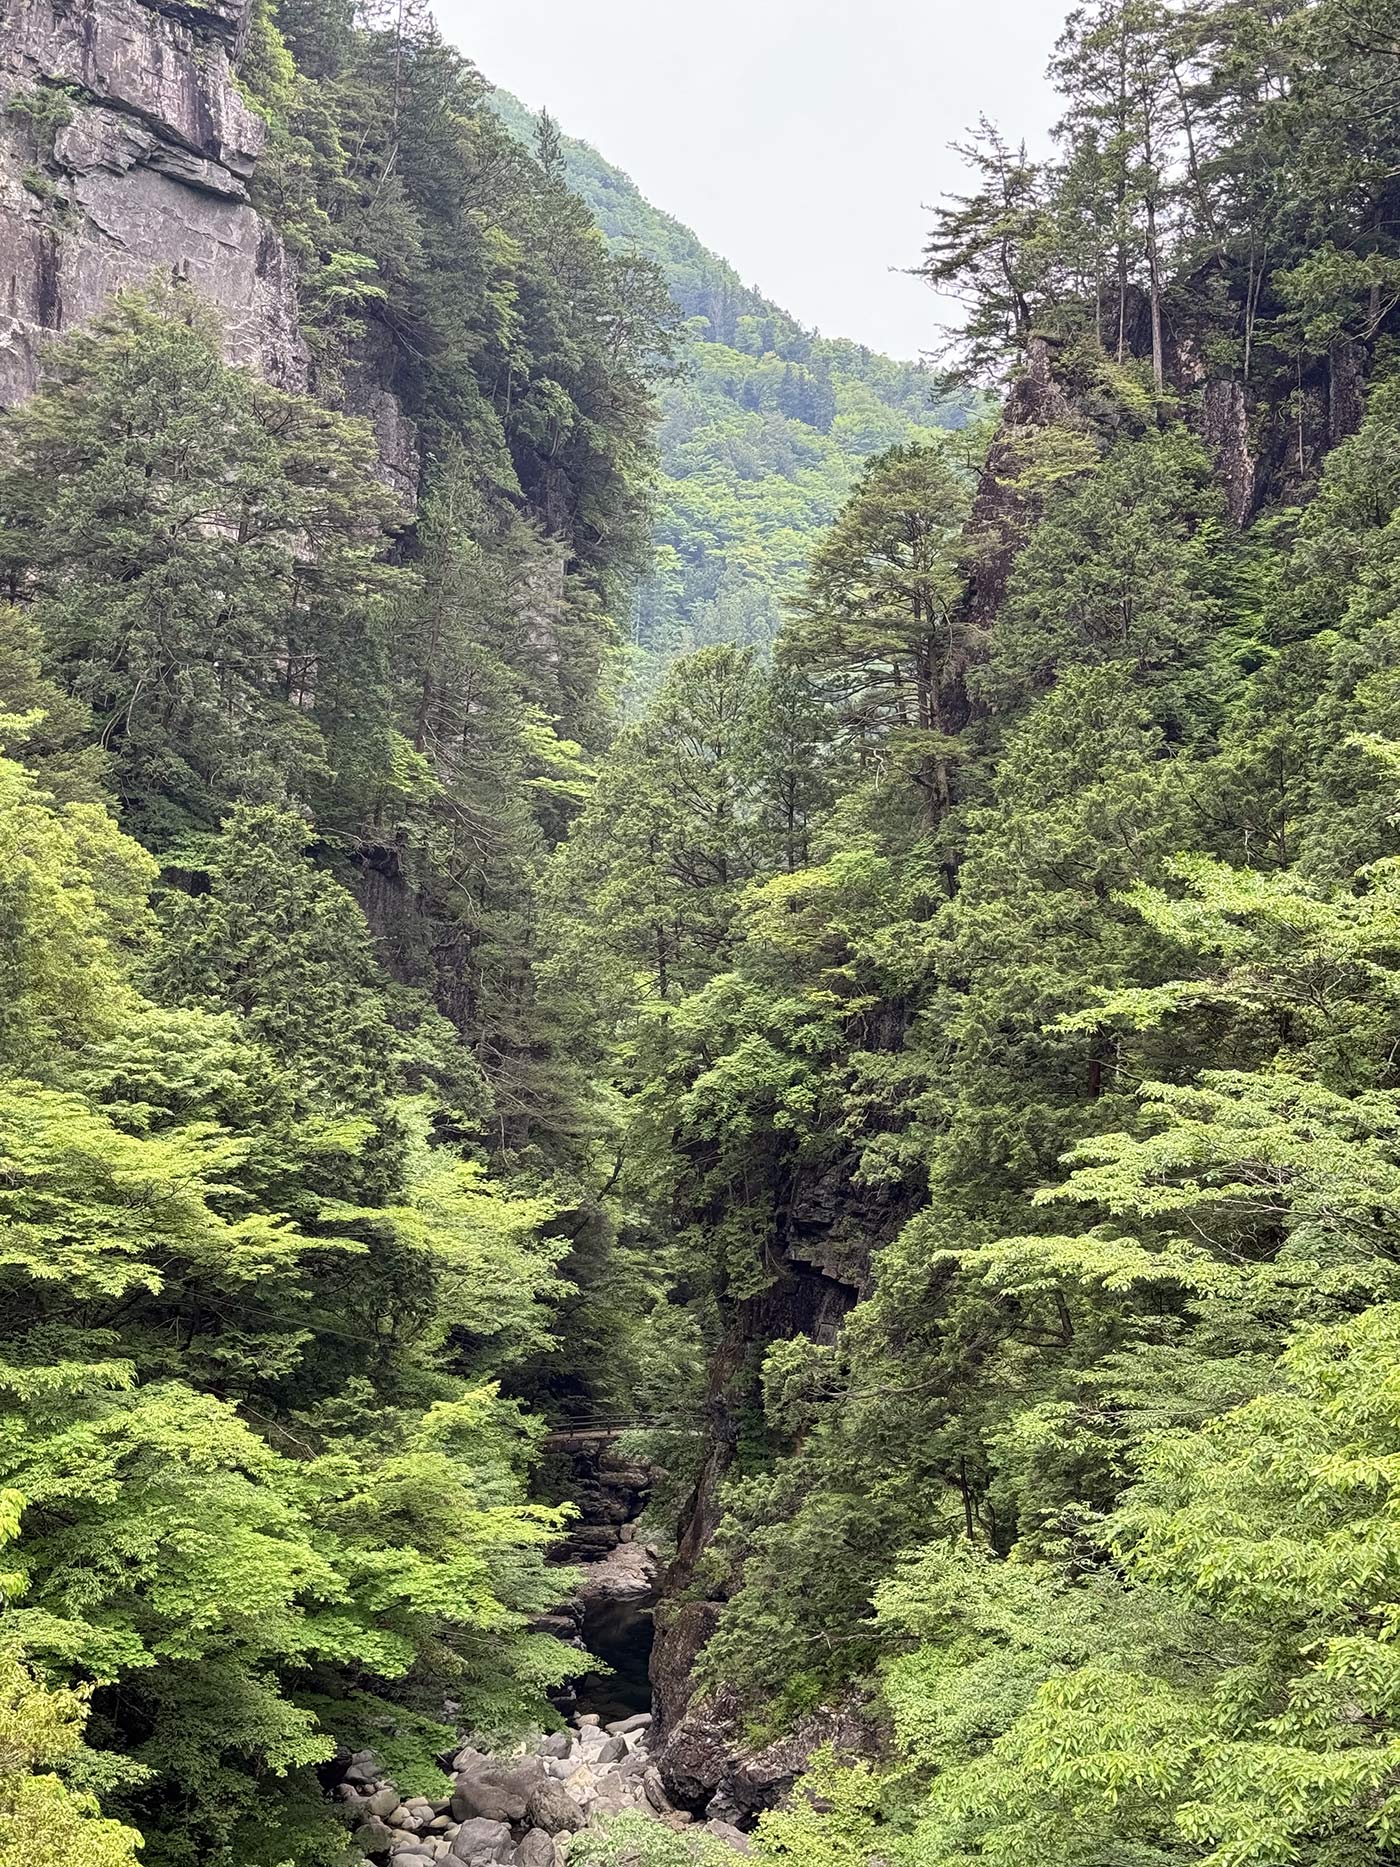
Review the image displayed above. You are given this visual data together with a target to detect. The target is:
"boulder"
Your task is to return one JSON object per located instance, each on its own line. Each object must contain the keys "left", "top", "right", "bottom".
{"left": 706, "top": 1820, "right": 753, "bottom": 1854}
{"left": 593, "top": 1735, "right": 627, "bottom": 1766}
{"left": 539, "top": 1731, "right": 572, "bottom": 1760}
{"left": 451, "top": 1778, "right": 526, "bottom": 1825}
{"left": 449, "top": 1818, "right": 516, "bottom": 1864}
{"left": 642, "top": 1766, "right": 674, "bottom": 1814}
{"left": 525, "top": 1780, "right": 586, "bottom": 1835}
{"left": 368, "top": 1787, "right": 401, "bottom": 1818}
{"left": 592, "top": 1777, "right": 628, "bottom": 1815}
{"left": 485, "top": 1756, "right": 547, "bottom": 1799}
{"left": 576, "top": 1714, "right": 602, "bottom": 1728}
{"left": 513, "top": 1832, "right": 556, "bottom": 1867}
{"left": 606, "top": 1714, "right": 652, "bottom": 1737}
{"left": 573, "top": 1540, "right": 659, "bottom": 1604}
{"left": 352, "top": 1814, "right": 397, "bottom": 1854}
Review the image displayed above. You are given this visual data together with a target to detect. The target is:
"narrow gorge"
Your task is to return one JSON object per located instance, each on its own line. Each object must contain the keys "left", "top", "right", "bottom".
{"left": 2, "top": 4, "right": 1399, "bottom": 1867}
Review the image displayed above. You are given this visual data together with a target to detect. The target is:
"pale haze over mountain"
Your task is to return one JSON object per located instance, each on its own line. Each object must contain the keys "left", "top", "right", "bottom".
{"left": 435, "top": 0, "right": 1061, "bottom": 361}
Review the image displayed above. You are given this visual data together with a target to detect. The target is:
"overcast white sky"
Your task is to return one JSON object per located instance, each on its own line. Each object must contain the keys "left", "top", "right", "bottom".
{"left": 433, "top": 1, "right": 1064, "bottom": 361}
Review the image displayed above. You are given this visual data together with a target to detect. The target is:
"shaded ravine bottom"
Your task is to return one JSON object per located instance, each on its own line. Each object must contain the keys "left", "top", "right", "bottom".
{"left": 567, "top": 1586, "right": 658, "bottom": 1724}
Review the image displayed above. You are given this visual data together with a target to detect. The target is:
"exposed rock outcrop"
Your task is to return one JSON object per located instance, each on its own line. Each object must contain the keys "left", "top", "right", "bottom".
{"left": 336, "top": 1714, "right": 749, "bottom": 1863}
{"left": 1199, "top": 375, "right": 1255, "bottom": 525}
{"left": 0, "top": 0, "right": 307, "bottom": 403}
{"left": 343, "top": 336, "right": 422, "bottom": 504}
{"left": 648, "top": 1166, "right": 904, "bottom": 1818}
{"left": 963, "top": 331, "right": 1078, "bottom": 624}
{"left": 653, "top": 1688, "right": 869, "bottom": 1826}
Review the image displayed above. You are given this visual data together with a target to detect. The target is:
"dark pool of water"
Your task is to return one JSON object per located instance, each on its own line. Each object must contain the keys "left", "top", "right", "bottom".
{"left": 569, "top": 1589, "right": 656, "bottom": 1722}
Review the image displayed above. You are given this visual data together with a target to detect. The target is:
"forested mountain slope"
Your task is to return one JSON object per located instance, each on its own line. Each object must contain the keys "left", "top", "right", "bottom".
{"left": 488, "top": 90, "right": 969, "bottom": 684}
{"left": 0, "top": 3, "right": 672, "bottom": 1862}
{"left": 554, "top": 2, "right": 1400, "bottom": 1863}
{"left": 2, "top": 2, "right": 1400, "bottom": 1867}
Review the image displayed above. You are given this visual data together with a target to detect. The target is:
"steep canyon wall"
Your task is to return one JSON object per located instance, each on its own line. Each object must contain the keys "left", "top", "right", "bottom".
{"left": 0, "top": 0, "right": 310, "bottom": 403}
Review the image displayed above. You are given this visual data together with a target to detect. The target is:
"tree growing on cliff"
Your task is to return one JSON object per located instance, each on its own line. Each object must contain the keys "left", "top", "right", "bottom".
{"left": 782, "top": 442, "right": 971, "bottom": 823}
{"left": 0, "top": 288, "right": 406, "bottom": 847}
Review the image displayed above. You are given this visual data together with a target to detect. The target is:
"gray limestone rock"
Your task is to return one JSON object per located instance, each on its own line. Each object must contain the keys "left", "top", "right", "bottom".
{"left": 642, "top": 1765, "right": 674, "bottom": 1814}
{"left": 563, "top": 1762, "right": 597, "bottom": 1801}
{"left": 483, "top": 1756, "right": 547, "bottom": 1800}
{"left": 341, "top": 339, "right": 419, "bottom": 502}
{"left": 591, "top": 1777, "right": 628, "bottom": 1815}
{"left": 7, "top": 0, "right": 263, "bottom": 174}
{"left": 706, "top": 1820, "right": 752, "bottom": 1855}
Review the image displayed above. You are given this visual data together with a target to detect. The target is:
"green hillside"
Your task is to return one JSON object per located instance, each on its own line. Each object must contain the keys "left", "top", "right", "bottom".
{"left": 488, "top": 90, "right": 969, "bottom": 685}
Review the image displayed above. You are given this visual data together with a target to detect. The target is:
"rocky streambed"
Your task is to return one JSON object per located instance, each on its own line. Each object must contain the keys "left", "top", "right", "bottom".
{"left": 336, "top": 1437, "right": 752, "bottom": 1863}
{"left": 337, "top": 1711, "right": 751, "bottom": 1864}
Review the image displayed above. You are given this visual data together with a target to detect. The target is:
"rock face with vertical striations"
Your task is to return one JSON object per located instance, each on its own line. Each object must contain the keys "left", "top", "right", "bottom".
{"left": 0, "top": 0, "right": 307, "bottom": 403}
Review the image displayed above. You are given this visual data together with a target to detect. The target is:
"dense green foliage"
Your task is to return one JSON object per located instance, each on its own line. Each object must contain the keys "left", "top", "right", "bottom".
{"left": 551, "top": 4, "right": 1400, "bottom": 1866}
{"left": 0, "top": 3, "right": 677, "bottom": 1861}
{"left": 5, "top": 1, "right": 1400, "bottom": 1865}
{"left": 488, "top": 90, "right": 970, "bottom": 688}
{"left": 0, "top": 726, "right": 573, "bottom": 1865}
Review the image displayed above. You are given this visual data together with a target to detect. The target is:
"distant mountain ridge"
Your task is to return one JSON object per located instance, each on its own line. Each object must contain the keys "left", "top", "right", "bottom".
{"left": 488, "top": 88, "right": 967, "bottom": 683}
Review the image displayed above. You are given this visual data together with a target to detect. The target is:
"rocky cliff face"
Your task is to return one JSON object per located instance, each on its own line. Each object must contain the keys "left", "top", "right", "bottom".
{"left": 0, "top": 0, "right": 307, "bottom": 403}
{"left": 649, "top": 1166, "right": 903, "bottom": 1822}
